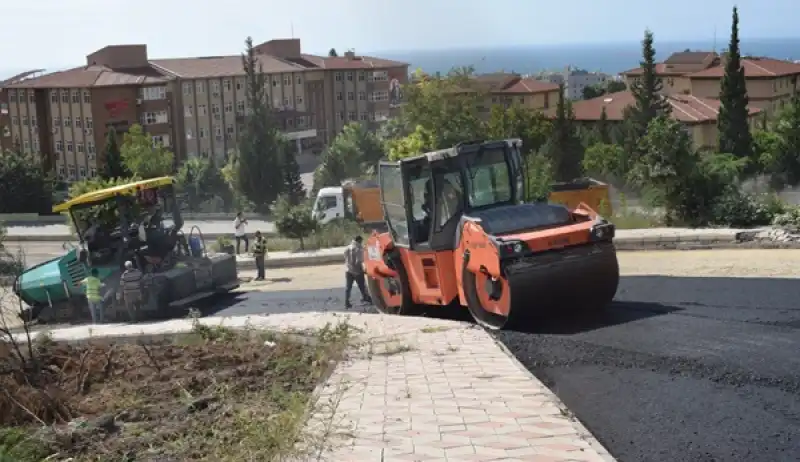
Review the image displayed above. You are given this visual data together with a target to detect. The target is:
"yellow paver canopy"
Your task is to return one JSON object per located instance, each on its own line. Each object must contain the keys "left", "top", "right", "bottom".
{"left": 52, "top": 176, "right": 174, "bottom": 213}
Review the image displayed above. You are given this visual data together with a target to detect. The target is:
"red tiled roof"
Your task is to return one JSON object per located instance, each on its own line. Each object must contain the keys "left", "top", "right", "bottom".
{"left": 621, "top": 63, "right": 694, "bottom": 76}
{"left": 150, "top": 54, "right": 307, "bottom": 78}
{"left": 299, "top": 54, "right": 408, "bottom": 70}
{"left": 688, "top": 58, "right": 800, "bottom": 78}
{"left": 6, "top": 65, "right": 171, "bottom": 89}
{"left": 497, "top": 78, "right": 559, "bottom": 94}
{"left": 564, "top": 90, "right": 761, "bottom": 124}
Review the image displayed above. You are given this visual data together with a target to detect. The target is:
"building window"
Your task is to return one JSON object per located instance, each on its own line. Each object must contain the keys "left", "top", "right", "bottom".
{"left": 199, "top": 128, "right": 207, "bottom": 138}
{"left": 28, "top": 92, "right": 35, "bottom": 103}
{"left": 71, "top": 91, "right": 80, "bottom": 104}
{"left": 295, "top": 95, "right": 303, "bottom": 105}
{"left": 69, "top": 165, "right": 76, "bottom": 179}
{"left": 235, "top": 79, "right": 243, "bottom": 90}
{"left": 358, "top": 91, "right": 366, "bottom": 101}
{"left": 337, "top": 112, "right": 344, "bottom": 121}
{"left": 31, "top": 116, "right": 37, "bottom": 127}
{"left": 86, "top": 118, "right": 93, "bottom": 129}
{"left": 23, "top": 140, "right": 30, "bottom": 151}
{"left": 183, "top": 82, "right": 193, "bottom": 95}
{"left": 198, "top": 105, "right": 207, "bottom": 116}
{"left": 83, "top": 91, "right": 91, "bottom": 104}
{"left": 196, "top": 81, "right": 205, "bottom": 93}
{"left": 335, "top": 72, "right": 343, "bottom": 82}
{"left": 296, "top": 117, "right": 306, "bottom": 128}
{"left": 336, "top": 92, "right": 343, "bottom": 101}
{"left": 87, "top": 142, "right": 95, "bottom": 154}
{"left": 272, "top": 78, "right": 279, "bottom": 87}
{"left": 142, "top": 111, "right": 168, "bottom": 125}
{"left": 370, "top": 71, "right": 388, "bottom": 82}
{"left": 347, "top": 92, "right": 354, "bottom": 101}
{"left": 79, "top": 166, "right": 87, "bottom": 178}
{"left": 359, "top": 113, "right": 368, "bottom": 121}
{"left": 346, "top": 72, "right": 354, "bottom": 81}
{"left": 224, "top": 102, "right": 233, "bottom": 113}
{"left": 348, "top": 111, "right": 356, "bottom": 121}
{"left": 75, "top": 118, "right": 82, "bottom": 128}
{"left": 50, "top": 90, "right": 57, "bottom": 103}
{"left": 8, "top": 90, "right": 16, "bottom": 103}
{"left": 67, "top": 142, "right": 73, "bottom": 152}
{"left": 152, "top": 135, "right": 170, "bottom": 147}
{"left": 296, "top": 75, "right": 303, "bottom": 85}
{"left": 369, "top": 91, "right": 389, "bottom": 102}
{"left": 139, "top": 86, "right": 167, "bottom": 101}
{"left": 186, "top": 129, "right": 193, "bottom": 139}
{"left": 64, "top": 117, "right": 72, "bottom": 127}
{"left": 358, "top": 72, "right": 365, "bottom": 82}
{"left": 211, "top": 81, "right": 220, "bottom": 94}
{"left": 53, "top": 117, "right": 60, "bottom": 126}
{"left": 236, "top": 101, "right": 245, "bottom": 114}
{"left": 33, "top": 139, "right": 39, "bottom": 151}
{"left": 226, "top": 125, "right": 234, "bottom": 135}
{"left": 211, "top": 104, "right": 220, "bottom": 115}
{"left": 223, "top": 79, "right": 232, "bottom": 91}
{"left": 185, "top": 105, "right": 193, "bottom": 117}
{"left": 56, "top": 141, "right": 63, "bottom": 152}
{"left": 61, "top": 90, "right": 69, "bottom": 103}
{"left": 90, "top": 167, "right": 97, "bottom": 177}
{"left": 22, "top": 116, "right": 28, "bottom": 126}
{"left": 283, "top": 98, "right": 290, "bottom": 107}
{"left": 283, "top": 75, "right": 291, "bottom": 86}
{"left": 77, "top": 143, "right": 84, "bottom": 153}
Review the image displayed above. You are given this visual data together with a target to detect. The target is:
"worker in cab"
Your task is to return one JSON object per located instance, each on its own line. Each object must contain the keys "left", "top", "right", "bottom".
{"left": 343, "top": 235, "right": 372, "bottom": 309}
{"left": 81, "top": 268, "right": 105, "bottom": 324}
{"left": 252, "top": 230, "right": 267, "bottom": 281}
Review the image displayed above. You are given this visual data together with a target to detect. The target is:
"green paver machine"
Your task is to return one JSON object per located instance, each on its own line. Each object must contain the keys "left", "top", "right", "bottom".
{"left": 13, "top": 176, "right": 239, "bottom": 323}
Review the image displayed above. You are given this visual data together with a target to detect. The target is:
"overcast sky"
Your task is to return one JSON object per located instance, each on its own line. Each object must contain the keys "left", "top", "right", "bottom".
{"left": 1, "top": 0, "right": 796, "bottom": 75}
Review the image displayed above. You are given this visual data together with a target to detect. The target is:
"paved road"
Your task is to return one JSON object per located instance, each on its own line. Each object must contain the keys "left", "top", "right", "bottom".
{"left": 3, "top": 219, "right": 276, "bottom": 240}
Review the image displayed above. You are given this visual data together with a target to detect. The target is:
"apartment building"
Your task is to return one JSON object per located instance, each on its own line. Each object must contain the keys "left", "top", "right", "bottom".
{"left": 538, "top": 67, "right": 613, "bottom": 100}
{"left": 622, "top": 51, "right": 800, "bottom": 116}
{"left": 1, "top": 39, "right": 409, "bottom": 182}
{"left": 564, "top": 90, "right": 763, "bottom": 151}
{"left": 468, "top": 73, "right": 561, "bottom": 112}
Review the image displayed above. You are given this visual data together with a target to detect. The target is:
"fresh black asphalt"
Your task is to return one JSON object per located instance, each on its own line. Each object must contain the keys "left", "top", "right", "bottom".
{"left": 212, "top": 275, "right": 800, "bottom": 462}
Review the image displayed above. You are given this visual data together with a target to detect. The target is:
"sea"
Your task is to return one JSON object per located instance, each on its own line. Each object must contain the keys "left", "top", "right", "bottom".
{"left": 370, "top": 37, "right": 800, "bottom": 76}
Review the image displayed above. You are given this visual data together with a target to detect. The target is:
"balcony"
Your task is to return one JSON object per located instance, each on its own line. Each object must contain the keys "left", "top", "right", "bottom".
{"left": 284, "top": 128, "right": 317, "bottom": 140}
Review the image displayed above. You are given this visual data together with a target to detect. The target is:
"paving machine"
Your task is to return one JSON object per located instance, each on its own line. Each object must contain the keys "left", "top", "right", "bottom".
{"left": 363, "top": 139, "right": 619, "bottom": 330}
{"left": 13, "top": 177, "right": 239, "bottom": 324}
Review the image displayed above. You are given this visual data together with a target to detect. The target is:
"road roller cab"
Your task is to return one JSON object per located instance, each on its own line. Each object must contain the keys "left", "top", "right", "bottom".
{"left": 364, "top": 138, "right": 620, "bottom": 330}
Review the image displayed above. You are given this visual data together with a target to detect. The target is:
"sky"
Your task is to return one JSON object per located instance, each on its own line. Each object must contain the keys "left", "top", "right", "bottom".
{"left": 1, "top": 0, "right": 798, "bottom": 76}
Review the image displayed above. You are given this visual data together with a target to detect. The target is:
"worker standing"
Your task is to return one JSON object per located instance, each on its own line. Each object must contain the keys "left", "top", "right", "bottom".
{"left": 252, "top": 230, "right": 267, "bottom": 281}
{"left": 233, "top": 212, "right": 249, "bottom": 255}
{"left": 343, "top": 236, "right": 372, "bottom": 309}
{"left": 81, "top": 268, "right": 105, "bottom": 324}
{"left": 119, "top": 261, "right": 144, "bottom": 322}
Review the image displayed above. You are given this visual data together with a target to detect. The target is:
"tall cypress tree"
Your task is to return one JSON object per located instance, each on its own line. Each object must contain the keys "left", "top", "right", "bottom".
{"left": 237, "top": 36, "right": 285, "bottom": 212}
{"left": 282, "top": 144, "right": 307, "bottom": 205}
{"left": 625, "top": 30, "right": 672, "bottom": 158}
{"left": 597, "top": 107, "right": 612, "bottom": 144}
{"left": 545, "top": 83, "right": 585, "bottom": 181}
{"left": 102, "top": 129, "right": 129, "bottom": 179}
{"left": 717, "top": 6, "right": 753, "bottom": 159}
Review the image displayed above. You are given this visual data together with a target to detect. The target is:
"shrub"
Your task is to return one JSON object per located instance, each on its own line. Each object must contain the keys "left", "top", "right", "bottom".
{"left": 772, "top": 205, "right": 800, "bottom": 230}
{"left": 709, "top": 188, "right": 775, "bottom": 228}
{"left": 273, "top": 196, "right": 318, "bottom": 250}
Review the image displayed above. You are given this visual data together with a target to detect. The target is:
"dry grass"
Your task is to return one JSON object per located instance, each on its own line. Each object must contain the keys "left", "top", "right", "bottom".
{"left": 0, "top": 320, "right": 353, "bottom": 462}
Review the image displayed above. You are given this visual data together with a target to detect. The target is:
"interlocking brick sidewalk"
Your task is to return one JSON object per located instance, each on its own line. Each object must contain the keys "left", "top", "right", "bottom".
{"left": 16, "top": 312, "right": 615, "bottom": 462}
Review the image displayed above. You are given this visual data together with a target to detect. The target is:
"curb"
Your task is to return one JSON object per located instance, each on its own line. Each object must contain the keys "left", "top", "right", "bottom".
{"left": 3, "top": 232, "right": 275, "bottom": 242}
{"left": 489, "top": 334, "right": 618, "bottom": 462}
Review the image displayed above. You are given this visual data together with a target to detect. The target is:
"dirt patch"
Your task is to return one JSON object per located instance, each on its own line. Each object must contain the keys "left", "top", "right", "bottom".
{"left": 0, "top": 322, "right": 351, "bottom": 461}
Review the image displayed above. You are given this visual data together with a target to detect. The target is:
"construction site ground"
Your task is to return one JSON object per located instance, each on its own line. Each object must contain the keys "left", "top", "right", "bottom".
{"left": 2, "top": 249, "right": 799, "bottom": 461}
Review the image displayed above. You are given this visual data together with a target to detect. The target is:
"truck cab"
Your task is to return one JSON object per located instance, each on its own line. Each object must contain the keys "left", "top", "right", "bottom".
{"left": 312, "top": 186, "right": 346, "bottom": 225}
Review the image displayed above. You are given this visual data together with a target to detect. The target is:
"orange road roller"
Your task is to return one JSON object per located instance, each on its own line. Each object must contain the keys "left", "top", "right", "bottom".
{"left": 363, "top": 138, "right": 620, "bottom": 330}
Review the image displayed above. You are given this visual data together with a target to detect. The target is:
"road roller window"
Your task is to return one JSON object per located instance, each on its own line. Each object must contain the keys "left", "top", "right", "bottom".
{"left": 378, "top": 163, "right": 410, "bottom": 246}
{"left": 407, "top": 165, "right": 433, "bottom": 244}
{"left": 467, "top": 147, "right": 513, "bottom": 209}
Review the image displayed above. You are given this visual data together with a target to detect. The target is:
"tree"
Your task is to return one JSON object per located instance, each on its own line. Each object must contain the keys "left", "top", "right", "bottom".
{"left": 625, "top": 30, "right": 672, "bottom": 160}
{"left": 102, "top": 129, "right": 128, "bottom": 179}
{"left": 596, "top": 107, "right": 612, "bottom": 144}
{"left": 606, "top": 80, "right": 627, "bottom": 93}
{"left": 759, "top": 94, "right": 800, "bottom": 186}
{"left": 314, "top": 122, "right": 384, "bottom": 190}
{"left": 328, "top": 48, "right": 338, "bottom": 57}
{"left": 176, "top": 157, "right": 231, "bottom": 211}
{"left": 282, "top": 150, "right": 307, "bottom": 205}
{"left": 717, "top": 6, "right": 754, "bottom": 160}
{"left": 120, "top": 124, "right": 174, "bottom": 178}
{"left": 485, "top": 103, "right": 552, "bottom": 191}
{"left": 543, "top": 83, "right": 584, "bottom": 181}
{"left": 583, "top": 143, "right": 626, "bottom": 179}
{"left": 582, "top": 84, "right": 605, "bottom": 100}
{"left": 0, "top": 150, "right": 53, "bottom": 214}
{"left": 237, "top": 36, "right": 286, "bottom": 213}
{"left": 273, "top": 195, "right": 317, "bottom": 250}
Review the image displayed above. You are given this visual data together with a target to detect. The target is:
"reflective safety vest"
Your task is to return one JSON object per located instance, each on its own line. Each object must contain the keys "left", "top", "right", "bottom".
{"left": 253, "top": 237, "right": 266, "bottom": 256}
{"left": 84, "top": 276, "right": 102, "bottom": 302}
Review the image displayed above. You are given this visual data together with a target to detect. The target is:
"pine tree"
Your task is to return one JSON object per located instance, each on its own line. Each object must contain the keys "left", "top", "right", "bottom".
{"left": 237, "top": 36, "right": 285, "bottom": 213}
{"left": 625, "top": 30, "right": 672, "bottom": 160}
{"left": 328, "top": 48, "right": 338, "bottom": 57}
{"left": 597, "top": 107, "right": 612, "bottom": 144}
{"left": 545, "top": 83, "right": 585, "bottom": 181}
{"left": 717, "top": 6, "right": 754, "bottom": 159}
{"left": 282, "top": 147, "right": 306, "bottom": 205}
{"left": 102, "top": 129, "right": 129, "bottom": 179}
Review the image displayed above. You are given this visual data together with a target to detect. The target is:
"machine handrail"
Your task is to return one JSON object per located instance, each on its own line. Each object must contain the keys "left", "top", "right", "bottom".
{"left": 187, "top": 225, "right": 207, "bottom": 258}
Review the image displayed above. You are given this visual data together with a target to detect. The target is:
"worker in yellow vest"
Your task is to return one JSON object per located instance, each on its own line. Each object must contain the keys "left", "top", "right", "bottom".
{"left": 81, "top": 268, "right": 105, "bottom": 324}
